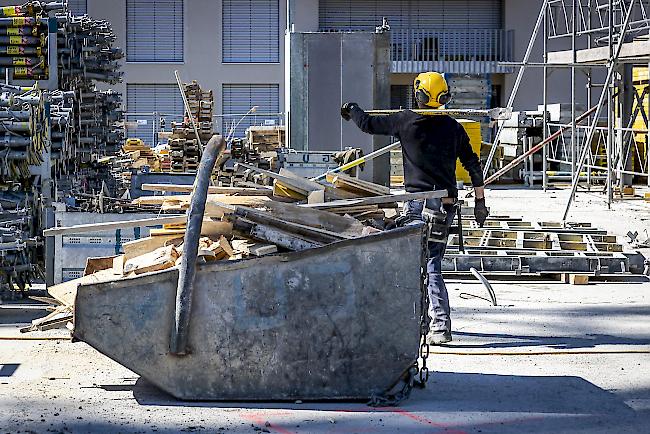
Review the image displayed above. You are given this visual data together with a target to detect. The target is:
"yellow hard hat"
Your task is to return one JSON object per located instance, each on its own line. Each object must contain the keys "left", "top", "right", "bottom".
{"left": 414, "top": 72, "right": 451, "bottom": 109}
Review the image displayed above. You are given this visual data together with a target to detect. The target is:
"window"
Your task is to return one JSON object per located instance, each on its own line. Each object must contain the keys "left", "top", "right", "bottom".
{"left": 319, "top": 0, "right": 502, "bottom": 31}
{"left": 127, "top": 0, "right": 184, "bottom": 62}
{"left": 390, "top": 85, "right": 416, "bottom": 110}
{"left": 222, "top": 84, "right": 280, "bottom": 138}
{"left": 68, "top": 0, "right": 87, "bottom": 15}
{"left": 126, "top": 84, "right": 184, "bottom": 146}
{"left": 223, "top": 0, "right": 280, "bottom": 63}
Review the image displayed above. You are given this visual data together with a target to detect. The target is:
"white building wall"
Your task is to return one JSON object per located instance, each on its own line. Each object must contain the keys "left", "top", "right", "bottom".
{"left": 503, "top": 0, "right": 600, "bottom": 111}
{"left": 86, "top": 0, "right": 286, "bottom": 135}
{"left": 0, "top": 0, "right": 597, "bottom": 129}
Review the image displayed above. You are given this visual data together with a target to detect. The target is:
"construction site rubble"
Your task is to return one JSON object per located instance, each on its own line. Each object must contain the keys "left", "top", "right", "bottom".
{"left": 0, "top": 1, "right": 122, "bottom": 298}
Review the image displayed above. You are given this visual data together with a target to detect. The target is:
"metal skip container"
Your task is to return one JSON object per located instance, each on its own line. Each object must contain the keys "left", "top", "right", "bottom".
{"left": 72, "top": 226, "right": 425, "bottom": 400}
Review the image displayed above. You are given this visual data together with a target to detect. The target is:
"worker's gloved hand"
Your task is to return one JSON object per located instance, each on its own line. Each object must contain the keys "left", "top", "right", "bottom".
{"left": 340, "top": 102, "right": 359, "bottom": 121}
{"left": 474, "top": 198, "right": 489, "bottom": 227}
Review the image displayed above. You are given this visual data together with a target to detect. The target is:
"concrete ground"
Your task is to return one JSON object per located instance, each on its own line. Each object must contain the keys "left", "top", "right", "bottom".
{"left": 1, "top": 186, "right": 649, "bottom": 433}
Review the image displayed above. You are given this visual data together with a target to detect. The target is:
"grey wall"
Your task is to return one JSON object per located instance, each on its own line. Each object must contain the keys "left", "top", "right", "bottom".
{"left": 87, "top": 0, "right": 286, "bottom": 127}
{"left": 288, "top": 31, "right": 391, "bottom": 184}
{"left": 503, "top": 0, "right": 603, "bottom": 111}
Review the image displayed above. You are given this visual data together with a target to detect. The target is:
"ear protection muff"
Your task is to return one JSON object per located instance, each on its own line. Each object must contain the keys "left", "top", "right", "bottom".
{"left": 437, "top": 91, "right": 451, "bottom": 106}
{"left": 415, "top": 80, "right": 431, "bottom": 105}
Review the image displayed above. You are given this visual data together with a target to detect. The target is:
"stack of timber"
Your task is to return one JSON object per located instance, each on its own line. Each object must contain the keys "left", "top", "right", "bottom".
{"left": 169, "top": 81, "right": 213, "bottom": 173}
{"left": 219, "top": 127, "right": 287, "bottom": 187}
{"left": 37, "top": 170, "right": 443, "bottom": 328}
{"left": 246, "top": 125, "right": 285, "bottom": 151}
{"left": 116, "top": 138, "right": 161, "bottom": 187}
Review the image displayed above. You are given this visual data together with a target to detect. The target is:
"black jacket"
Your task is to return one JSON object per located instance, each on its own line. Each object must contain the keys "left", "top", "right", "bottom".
{"left": 349, "top": 106, "right": 484, "bottom": 197}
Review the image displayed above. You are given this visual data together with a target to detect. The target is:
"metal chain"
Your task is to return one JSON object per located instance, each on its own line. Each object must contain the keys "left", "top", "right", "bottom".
{"left": 417, "top": 221, "right": 432, "bottom": 385}
{"left": 368, "top": 365, "right": 418, "bottom": 407}
{"left": 367, "top": 222, "right": 433, "bottom": 407}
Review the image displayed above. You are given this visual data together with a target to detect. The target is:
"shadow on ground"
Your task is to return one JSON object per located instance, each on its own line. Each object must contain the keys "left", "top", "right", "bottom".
{"left": 448, "top": 331, "right": 650, "bottom": 349}
{"left": 125, "top": 371, "right": 632, "bottom": 415}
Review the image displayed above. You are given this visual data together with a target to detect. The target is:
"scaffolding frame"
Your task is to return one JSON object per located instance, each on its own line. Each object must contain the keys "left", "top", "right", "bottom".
{"left": 486, "top": 0, "right": 649, "bottom": 222}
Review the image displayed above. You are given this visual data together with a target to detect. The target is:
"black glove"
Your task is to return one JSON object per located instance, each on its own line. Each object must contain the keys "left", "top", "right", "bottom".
{"left": 474, "top": 198, "right": 489, "bottom": 227}
{"left": 340, "top": 102, "right": 359, "bottom": 121}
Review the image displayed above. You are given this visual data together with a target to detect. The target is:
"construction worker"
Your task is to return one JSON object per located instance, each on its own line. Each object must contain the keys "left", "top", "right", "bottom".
{"left": 340, "top": 71, "right": 488, "bottom": 344}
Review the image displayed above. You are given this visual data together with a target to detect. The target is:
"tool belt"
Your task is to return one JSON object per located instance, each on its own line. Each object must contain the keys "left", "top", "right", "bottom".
{"left": 424, "top": 200, "right": 459, "bottom": 245}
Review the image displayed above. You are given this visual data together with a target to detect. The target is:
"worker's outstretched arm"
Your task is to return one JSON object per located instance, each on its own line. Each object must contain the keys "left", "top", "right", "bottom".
{"left": 457, "top": 125, "right": 489, "bottom": 226}
{"left": 341, "top": 103, "right": 400, "bottom": 136}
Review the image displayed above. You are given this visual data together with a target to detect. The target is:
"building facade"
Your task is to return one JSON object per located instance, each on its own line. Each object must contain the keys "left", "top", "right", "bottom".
{"left": 29, "top": 0, "right": 584, "bottom": 144}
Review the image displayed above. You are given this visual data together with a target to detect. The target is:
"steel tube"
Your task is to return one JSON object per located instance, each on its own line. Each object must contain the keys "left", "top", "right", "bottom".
{"left": 485, "top": 105, "right": 599, "bottom": 185}
{"left": 561, "top": 0, "right": 639, "bottom": 221}
{"left": 170, "top": 135, "right": 227, "bottom": 356}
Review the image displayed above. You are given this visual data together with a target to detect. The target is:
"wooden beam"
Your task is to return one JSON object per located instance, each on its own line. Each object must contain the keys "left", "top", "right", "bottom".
{"left": 140, "top": 183, "right": 273, "bottom": 196}
{"left": 301, "top": 190, "right": 448, "bottom": 209}
{"left": 260, "top": 200, "right": 365, "bottom": 237}
{"left": 237, "top": 163, "right": 325, "bottom": 194}
{"left": 234, "top": 207, "right": 348, "bottom": 244}
{"left": 43, "top": 215, "right": 187, "bottom": 237}
{"left": 232, "top": 219, "right": 321, "bottom": 251}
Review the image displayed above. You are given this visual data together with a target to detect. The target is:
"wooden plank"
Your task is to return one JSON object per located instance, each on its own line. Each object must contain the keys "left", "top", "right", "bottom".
{"left": 279, "top": 167, "right": 353, "bottom": 200}
{"left": 83, "top": 255, "right": 118, "bottom": 276}
{"left": 28, "top": 296, "right": 62, "bottom": 306}
{"left": 233, "top": 207, "right": 348, "bottom": 243}
{"left": 122, "top": 235, "right": 183, "bottom": 262}
{"left": 232, "top": 219, "right": 321, "bottom": 251}
{"left": 43, "top": 215, "right": 186, "bottom": 237}
{"left": 237, "top": 163, "right": 325, "bottom": 195}
{"left": 260, "top": 200, "right": 365, "bottom": 237}
{"left": 149, "top": 219, "right": 232, "bottom": 237}
{"left": 272, "top": 181, "right": 306, "bottom": 199}
{"left": 123, "top": 245, "right": 179, "bottom": 275}
{"left": 326, "top": 172, "right": 390, "bottom": 196}
{"left": 207, "top": 236, "right": 235, "bottom": 260}
{"left": 302, "top": 190, "right": 448, "bottom": 210}
{"left": 563, "top": 274, "right": 590, "bottom": 285}
{"left": 47, "top": 268, "right": 120, "bottom": 307}
{"left": 231, "top": 239, "right": 278, "bottom": 256}
{"left": 140, "top": 183, "right": 273, "bottom": 196}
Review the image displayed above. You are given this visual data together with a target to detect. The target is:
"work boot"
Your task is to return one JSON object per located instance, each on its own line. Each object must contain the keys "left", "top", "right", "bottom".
{"left": 427, "top": 330, "right": 452, "bottom": 345}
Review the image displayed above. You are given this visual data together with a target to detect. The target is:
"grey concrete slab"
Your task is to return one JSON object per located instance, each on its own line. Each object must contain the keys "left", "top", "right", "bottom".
{"left": 1, "top": 188, "right": 649, "bottom": 433}
{"left": 2, "top": 276, "right": 650, "bottom": 433}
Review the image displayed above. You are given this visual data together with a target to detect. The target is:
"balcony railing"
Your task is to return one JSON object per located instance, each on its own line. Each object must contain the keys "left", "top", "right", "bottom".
{"left": 390, "top": 29, "right": 515, "bottom": 74}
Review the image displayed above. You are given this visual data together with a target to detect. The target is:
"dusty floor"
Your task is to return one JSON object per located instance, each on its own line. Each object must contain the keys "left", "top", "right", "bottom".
{"left": 1, "top": 186, "right": 649, "bottom": 434}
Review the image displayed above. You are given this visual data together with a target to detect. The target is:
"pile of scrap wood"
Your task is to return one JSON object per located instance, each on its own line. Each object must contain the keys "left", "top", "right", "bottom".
{"left": 170, "top": 81, "right": 214, "bottom": 173}
{"left": 246, "top": 125, "right": 285, "bottom": 151}
{"left": 32, "top": 168, "right": 447, "bottom": 332}
{"left": 121, "top": 138, "right": 161, "bottom": 171}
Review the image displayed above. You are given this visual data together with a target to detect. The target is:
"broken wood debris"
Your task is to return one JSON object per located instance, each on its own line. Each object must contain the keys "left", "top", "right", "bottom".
{"left": 31, "top": 168, "right": 455, "bottom": 332}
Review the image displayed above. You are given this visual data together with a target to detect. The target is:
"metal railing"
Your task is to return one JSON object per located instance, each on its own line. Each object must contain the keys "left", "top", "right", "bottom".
{"left": 390, "top": 29, "right": 515, "bottom": 74}
{"left": 547, "top": 0, "right": 649, "bottom": 42}
{"left": 124, "top": 112, "right": 285, "bottom": 146}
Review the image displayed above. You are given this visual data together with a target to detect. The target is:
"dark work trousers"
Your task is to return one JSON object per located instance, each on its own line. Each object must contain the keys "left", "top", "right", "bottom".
{"left": 403, "top": 198, "right": 456, "bottom": 333}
